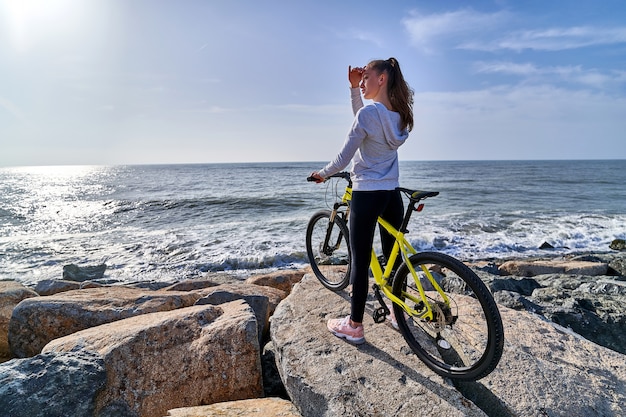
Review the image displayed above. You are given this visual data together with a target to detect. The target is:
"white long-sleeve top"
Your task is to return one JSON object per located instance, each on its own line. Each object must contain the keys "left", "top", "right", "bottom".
{"left": 318, "top": 88, "right": 409, "bottom": 191}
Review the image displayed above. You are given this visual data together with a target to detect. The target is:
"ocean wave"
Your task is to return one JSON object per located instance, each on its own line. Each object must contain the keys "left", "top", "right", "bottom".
{"left": 2, "top": 161, "right": 625, "bottom": 285}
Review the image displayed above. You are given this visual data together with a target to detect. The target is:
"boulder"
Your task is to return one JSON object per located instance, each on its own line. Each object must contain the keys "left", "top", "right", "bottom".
{"left": 271, "top": 275, "right": 488, "bottom": 417}
{"left": 0, "top": 280, "right": 38, "bottom": 361}
{"left": 34, "top": 279, "right": 102, "bottom": 296}
{"left": 530, "top": 274, "right": 626, "bottom": 354}
{"left": 196, "top": 292, "right": 269, "bottom": 346}
{"left": 610, "top": 238, "right": 626, "bottom": 251}
{"left": 0, "top": 350, "right": 106, "bottom": 417}
{"left": 608, "top": 255, "right": 626, "bottom": 277}
{"left": 8, "top": 286, "right": 202, "bottom": 358}
{"left": 44, "top": 300, "right": 263, "bottom": 417}
{"left": 487, "top": 277, "right": 541, "bottom": 296}
{"left": 271, "top": 274, "right": 626, "bottom": 417}
{"left": 481, "top": 268, "right": 626, "bottom": 356}
{"left": 34, "top": 279, "right": 80, "bottom": 295}
{"left": 193, "top": 283, "right": 285, "bottom": 346}
{"left": 166, "top": 398, "right": 301, "bottom": 417}
{"left": 198, "top": 283, "right": 287, "bottom": 316}
{"left": 245, "top": 270, "right": 305, "bottom": 295}
{"left": 63, "top": 263, "right": 107, "bottom": 281}
{"left": 456, "top": 308, "right": 626, "bottom": 417}
{"left": 498, "top": 259, "right": 608, "bottom": 277}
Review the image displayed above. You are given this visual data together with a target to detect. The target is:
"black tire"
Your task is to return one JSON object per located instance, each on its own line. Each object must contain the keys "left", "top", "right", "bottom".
{"left": 305, "top": 210, "right": 351, "bottom": 291}
{"left": 391, "top": 252, "right": 504, "bottom": 381}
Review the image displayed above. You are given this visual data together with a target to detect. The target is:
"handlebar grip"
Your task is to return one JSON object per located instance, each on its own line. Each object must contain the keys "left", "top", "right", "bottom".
{"left": 307, "top": 176, "right": 317, "bottom": 182}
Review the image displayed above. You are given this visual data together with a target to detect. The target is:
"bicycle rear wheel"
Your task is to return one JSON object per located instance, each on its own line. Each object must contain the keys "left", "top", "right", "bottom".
{"left": 392, "top": 251, "right": 504, "bottom": 381}
{"left": 305, "top": 210, "right": 351, "bottom": 291}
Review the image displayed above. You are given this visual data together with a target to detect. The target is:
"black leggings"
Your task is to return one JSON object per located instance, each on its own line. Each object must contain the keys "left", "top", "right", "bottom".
{"left": 349, "top": 189, "right": 403, "bottom": 323}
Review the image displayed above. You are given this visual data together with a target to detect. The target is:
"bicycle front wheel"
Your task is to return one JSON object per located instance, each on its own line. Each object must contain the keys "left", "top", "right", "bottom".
{"left": 392, "top": 252, "right": 504, "bottom": 381}
{"left": 305, "top": 210, "right": 351, "bottom": 291}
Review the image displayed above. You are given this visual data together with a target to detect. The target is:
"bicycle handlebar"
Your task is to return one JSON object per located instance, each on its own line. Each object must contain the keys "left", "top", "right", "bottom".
{"left": 308, "top": 172, "right": 438, "bottom": 205}
{"left": 307, "top": 172, "right": 351, "bottom": 182}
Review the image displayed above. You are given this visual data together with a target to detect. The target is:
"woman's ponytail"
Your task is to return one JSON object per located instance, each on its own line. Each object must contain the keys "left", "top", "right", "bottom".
{"left": 368, "top": 57, "right": 414, "bottom": 132}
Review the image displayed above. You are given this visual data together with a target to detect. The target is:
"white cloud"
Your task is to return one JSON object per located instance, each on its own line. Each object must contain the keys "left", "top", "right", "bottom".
{"left": 473, "top": 61, "right": 626, "bottom": 90}
{"left": 474, "top": 61, "right": 540, "bottom": 76}
{"left": 461, "top": 26, "right": 626, "bottom": 52}
{"left": 403, "top": 8, "right": 626, "bottom": 54}
{"left": 402, "top": 8, "right": 511, "bottom": 53}
{"left": 478, "top": 26, "right": 626, "bottom": 51}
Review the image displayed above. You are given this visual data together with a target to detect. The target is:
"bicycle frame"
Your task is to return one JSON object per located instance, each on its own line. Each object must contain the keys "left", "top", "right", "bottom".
{"left": 371, "top": 217, "right": 450, "bottom": 322}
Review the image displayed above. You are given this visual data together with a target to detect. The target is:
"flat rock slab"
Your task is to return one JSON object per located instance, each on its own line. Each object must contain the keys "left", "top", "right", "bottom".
{"left": 498, "top": 260, "right": 608, "bottom": 277}
{"left": 271, "top": 274, "right": 626, "bottom": 417}
{"left": 167, "top": 397, "right": 302, "bottom": 417}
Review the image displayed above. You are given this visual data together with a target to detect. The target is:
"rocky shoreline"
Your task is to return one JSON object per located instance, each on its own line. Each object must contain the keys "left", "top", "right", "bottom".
{"left": 1, "top": 249, "right": 625, "bottom": 416}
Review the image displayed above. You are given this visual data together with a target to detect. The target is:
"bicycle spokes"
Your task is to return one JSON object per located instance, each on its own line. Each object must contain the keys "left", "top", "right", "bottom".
{"left": 306, "top": 210, "right": 351, "bottom": 291}
{"left": 392, "top": 252, "right": 504, "bottom": 381}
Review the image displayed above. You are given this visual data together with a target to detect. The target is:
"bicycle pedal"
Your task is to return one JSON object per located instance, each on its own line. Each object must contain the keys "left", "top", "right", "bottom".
{"left": 372, "top": 307, "right": 387, "bottom": 324}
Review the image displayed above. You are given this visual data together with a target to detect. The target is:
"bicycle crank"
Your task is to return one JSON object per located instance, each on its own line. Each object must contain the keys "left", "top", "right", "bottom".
{"left": 372, "top": 307, "right": 388, "bottom": 323}
{"left": 371, "top": 284, "right": 390, "bottom": 323}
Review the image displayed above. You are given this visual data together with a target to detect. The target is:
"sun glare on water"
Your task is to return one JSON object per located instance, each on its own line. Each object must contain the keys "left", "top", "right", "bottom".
{"left": 6, "top": 165, "right": 112, "bottom": 237}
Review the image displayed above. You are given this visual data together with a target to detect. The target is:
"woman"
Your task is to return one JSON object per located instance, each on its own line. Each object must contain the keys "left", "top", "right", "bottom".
{"left": 310, "top": 57, "right": 414, "bottom": 344}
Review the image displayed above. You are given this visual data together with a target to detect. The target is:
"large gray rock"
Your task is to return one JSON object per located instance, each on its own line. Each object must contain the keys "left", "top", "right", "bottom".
{"left": 610, "top": 238, "right": 626, "bottom": 251}
{"left": 44, "top": 301, "right": 263, "bottom": 417}
{"left": 63, "top": 263, "right": 107, "bottom": 281}
{"left": 609, "top": 255, "right": 626, "bottom": 276}
{"left": 473, "top": 309, "right": 626, "bottom": 416}
{"left": 245, "top": 270, "right": 305, "bottom": 295}
{"left": 198, "top": 283, "right": 287, "bottom": 315}
{"left": 34, "top": 279, "right": 102, "bottom": 296}
{"left": 533, "top": 274, "right": 626, "bottom": 355}
{"left": 8, "top": 286, "right": 203, "bottom": 357}
{"left": 490, "top": 273, "right": 626, "bottom": 355}
{"left": 196, "top": 291, "right": 269, "bottom": 346}
{"left": 271, "top": 275, "right": 488, "bottom": 417}
{"left": 0, "top": 350, "right": 106, "bottom": 417}
{"left": 195, "top": 283, "right": 287, "bottom": 344}
{"left": 271, "top": 274, "right": 626, "bottom": 417}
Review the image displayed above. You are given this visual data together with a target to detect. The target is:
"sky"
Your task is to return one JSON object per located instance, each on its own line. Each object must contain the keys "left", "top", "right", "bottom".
{"left": 1, "top": 0, "right": 625, "bottom": 167}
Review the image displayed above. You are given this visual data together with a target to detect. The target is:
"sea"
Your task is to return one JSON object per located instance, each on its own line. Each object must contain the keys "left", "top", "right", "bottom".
{"left": 1, "top": 160, "right": 625, "bottom": 286}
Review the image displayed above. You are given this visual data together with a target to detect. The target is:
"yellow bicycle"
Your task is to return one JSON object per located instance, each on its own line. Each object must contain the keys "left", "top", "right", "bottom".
{"left": 306, "top": 172, "right": 504, "bottom": 381}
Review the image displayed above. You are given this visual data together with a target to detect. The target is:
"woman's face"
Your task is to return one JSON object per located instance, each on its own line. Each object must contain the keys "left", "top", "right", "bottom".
{"left": 360, "top": 67, "right": 383, "bottom": 100}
